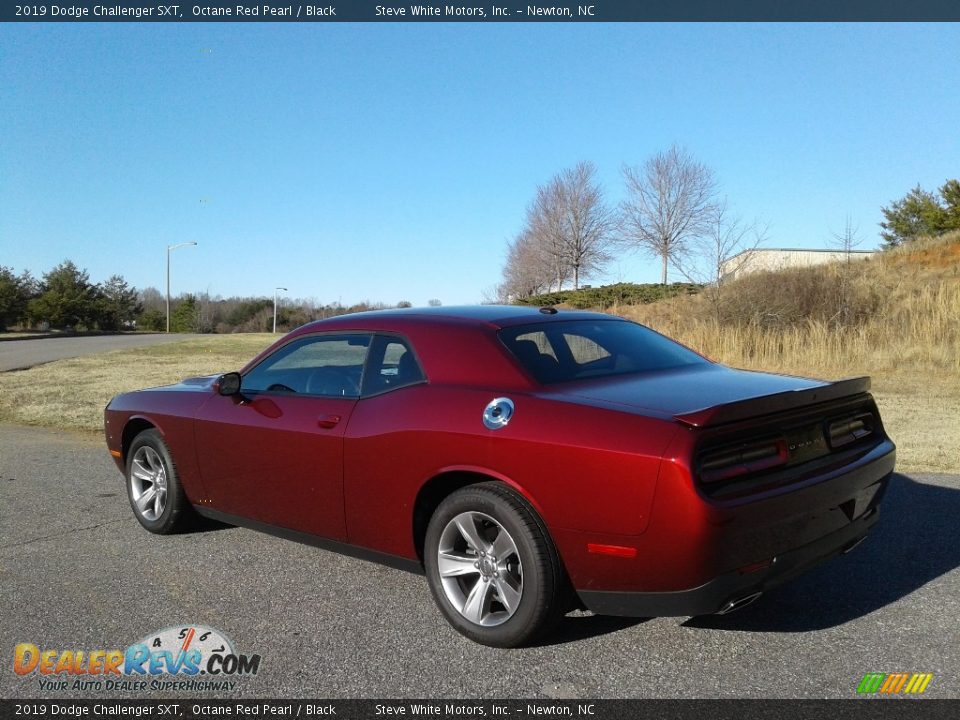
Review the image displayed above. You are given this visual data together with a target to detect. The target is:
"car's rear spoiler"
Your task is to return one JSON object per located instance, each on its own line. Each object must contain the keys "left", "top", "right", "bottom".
{"left": 674, "top": 376, "right": 872, "bottom": 428}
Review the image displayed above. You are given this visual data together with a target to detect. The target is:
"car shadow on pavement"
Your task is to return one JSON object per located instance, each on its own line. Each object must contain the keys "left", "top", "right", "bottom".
{"left": 683, "top": 473, "right": 960, "bottom": 632}
{"left": 536, "top": 614, "right": 651, "bottom": 647}
{"left": 188, "top": 516, "right": 234, "bottom": 533}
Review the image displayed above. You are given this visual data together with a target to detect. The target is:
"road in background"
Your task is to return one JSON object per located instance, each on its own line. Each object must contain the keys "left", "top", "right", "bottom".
{"left": 1, "top": 426, "right": 957, "bottom": 699}
{"left": 0, "top": 334, "right": 197, "bottom": 371}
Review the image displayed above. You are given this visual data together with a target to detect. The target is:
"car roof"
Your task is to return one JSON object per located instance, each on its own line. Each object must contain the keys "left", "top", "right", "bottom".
{"left": 294, "top": 305, "right": 622, "bottom": 333}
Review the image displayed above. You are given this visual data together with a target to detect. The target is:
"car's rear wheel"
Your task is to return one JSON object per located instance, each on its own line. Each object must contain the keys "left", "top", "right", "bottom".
{"left": 126, "top": 429, "right": 192, "bottom": 534}
{"left": 424, "top": 482, "right": 565, "bottom": 647}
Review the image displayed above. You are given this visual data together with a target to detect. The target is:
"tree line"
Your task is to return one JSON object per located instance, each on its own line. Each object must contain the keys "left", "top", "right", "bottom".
{"left": 0, "top": 259, "right": 433, "bottom": 333}
{"left": 497, "top": 145, "right": 959, "bottom": 301}
{"left": 0, "top": 261, "right": 140, "bottom": 332}
{"left": 496, "top": 146, "right": 765, "bottom": 302}
{"left": 137, "top": 292, "right": 424, "bottom": 334}
{"left": 3, "top": 172, "right": 955, "bottom": 333}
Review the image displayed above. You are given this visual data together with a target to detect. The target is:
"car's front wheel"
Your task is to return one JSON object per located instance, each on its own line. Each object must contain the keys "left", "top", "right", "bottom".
{"left": 424, "top": 482, "right": 566, "bottom": 647}
{"left": 126, "top": 428, "right": 193, "bottom": 534}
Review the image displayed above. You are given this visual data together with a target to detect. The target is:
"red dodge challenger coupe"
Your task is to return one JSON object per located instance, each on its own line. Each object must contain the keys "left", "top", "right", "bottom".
{"left": 104, "top": 306, "right": 895, "bottom": 647}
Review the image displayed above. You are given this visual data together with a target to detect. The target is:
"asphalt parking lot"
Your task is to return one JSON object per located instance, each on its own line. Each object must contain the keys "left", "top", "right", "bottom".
{"left": 1, "top": 426, "right": 958, "bottom": 699}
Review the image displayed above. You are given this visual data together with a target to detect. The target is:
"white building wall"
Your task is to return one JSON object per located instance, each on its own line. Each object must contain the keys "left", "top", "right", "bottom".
{"left": 720, "top": 249, "right": 876, "bottom": 283}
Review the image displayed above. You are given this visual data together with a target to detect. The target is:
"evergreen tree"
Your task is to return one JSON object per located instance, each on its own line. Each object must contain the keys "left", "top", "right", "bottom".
{"left": 170, "top": 294, "right": 199, "bottom": 333}
{"left": 28, "top": 261, "right": 100, "bottom": 329}
{"left": 0, "top": 267, "right": 35, "bottom": 330}
{"left": 939, "top": 179, "right": 960, "bottom": 232}
{"left": 97, "top": 275, "right": 142, "bottom": 330}
{"left": 879, "top": 184, "right": 949, "bottom": 247}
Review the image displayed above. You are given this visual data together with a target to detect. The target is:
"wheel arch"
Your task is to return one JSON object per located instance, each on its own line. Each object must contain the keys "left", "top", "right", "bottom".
{"left": 121, "top": 416, "right": 161, "bottom": 465}
{"left": 411, "top": 466, "right": 549, "bottom": 563}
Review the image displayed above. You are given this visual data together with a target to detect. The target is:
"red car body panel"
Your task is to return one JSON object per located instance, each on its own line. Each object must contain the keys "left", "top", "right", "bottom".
{"left": 104, "top": 307, "right": 895, "bottom": 616}
{"left": 193, "top": 392, "right": 357, "bottom": 539}
{"left": 341, "top": 384, "right": 672, "bottom": 555}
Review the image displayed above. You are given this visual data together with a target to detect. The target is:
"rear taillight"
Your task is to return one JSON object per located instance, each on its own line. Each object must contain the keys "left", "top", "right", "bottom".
{"left": 827, "top": 412, "right": 874, "bottom": 448}
{"left": 700, "top": 438, "right": 789, "bottom": 483}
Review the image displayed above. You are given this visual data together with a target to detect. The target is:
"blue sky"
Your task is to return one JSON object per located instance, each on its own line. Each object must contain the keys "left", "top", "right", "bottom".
{"left": 1, "top": 23, "right": 958, "bottom": 306}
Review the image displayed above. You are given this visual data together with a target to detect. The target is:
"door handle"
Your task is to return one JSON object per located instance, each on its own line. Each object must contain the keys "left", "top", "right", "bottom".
{"left": 317, "top": 414, "right": 341, "bottom": 429}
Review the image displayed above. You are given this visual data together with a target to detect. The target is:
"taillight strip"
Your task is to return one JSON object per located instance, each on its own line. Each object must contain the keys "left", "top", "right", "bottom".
{"left": 700, "top": 438, "right": 788, "bottom": 483}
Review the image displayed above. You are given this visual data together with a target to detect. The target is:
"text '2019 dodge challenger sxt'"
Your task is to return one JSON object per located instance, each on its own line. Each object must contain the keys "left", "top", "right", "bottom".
{"left": 105, "top": 306, "right": 895, "bottom": 647}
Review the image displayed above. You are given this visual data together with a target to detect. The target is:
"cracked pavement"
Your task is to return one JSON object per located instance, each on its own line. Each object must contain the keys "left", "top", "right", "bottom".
{"left": 1, "top": 425, "right": 958, "bottom": 698}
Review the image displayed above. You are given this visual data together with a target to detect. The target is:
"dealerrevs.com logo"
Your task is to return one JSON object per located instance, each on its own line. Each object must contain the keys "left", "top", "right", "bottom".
{"left": 13, "top": 625, "right": 261, "bottom": 692}
{"left": 857, "top": 672, "right": 934, "bottom": 695}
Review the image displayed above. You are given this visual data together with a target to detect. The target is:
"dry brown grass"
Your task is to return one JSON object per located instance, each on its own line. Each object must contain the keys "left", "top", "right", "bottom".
{"left": 0, "top": 335, "right": 274, "bottom": 432}
{"left": 615, "top": 232, "right": 960, "bottom": 371}
{"left": 868, "top": 372, "right": 960, "bottom": 476}
{"left": 1, "top": 329, "right": 953, "bottom": 475}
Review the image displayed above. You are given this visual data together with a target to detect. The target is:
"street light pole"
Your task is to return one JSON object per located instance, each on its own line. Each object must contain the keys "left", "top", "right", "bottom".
{"left": 273, "top": 287, "right": 288, "bottom": 333}
{"left": 166, "top": 242, "right": 198, "bottom": 333}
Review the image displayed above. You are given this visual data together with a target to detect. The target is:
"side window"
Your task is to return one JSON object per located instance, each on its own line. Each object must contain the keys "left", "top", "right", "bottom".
{"left": 362, "top": 335, "right": 425, "bottom": 396}
{"left": 241, "top": 334, "right": 371, "bottom": 397}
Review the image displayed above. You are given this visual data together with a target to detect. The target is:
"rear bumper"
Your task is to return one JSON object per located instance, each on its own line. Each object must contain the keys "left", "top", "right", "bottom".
{"left": 572, "top": 435, "right": 894, "bottom": 616}
{"left": 579, "top": 493, "right": 882, "bottom": 617}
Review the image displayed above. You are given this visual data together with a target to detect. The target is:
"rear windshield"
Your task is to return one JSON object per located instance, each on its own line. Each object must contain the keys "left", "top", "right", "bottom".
{"left": 500, "top": 320, "right": 707, "bottom": 384}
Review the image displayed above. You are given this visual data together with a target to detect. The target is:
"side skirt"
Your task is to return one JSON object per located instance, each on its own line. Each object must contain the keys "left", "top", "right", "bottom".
{"left": 193, "top": 506, "right": 425, "bottom": 576}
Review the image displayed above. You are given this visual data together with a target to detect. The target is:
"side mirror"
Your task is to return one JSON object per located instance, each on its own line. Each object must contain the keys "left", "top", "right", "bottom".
{"left": 216, "top": 372, "right": 242, "bottom": 396}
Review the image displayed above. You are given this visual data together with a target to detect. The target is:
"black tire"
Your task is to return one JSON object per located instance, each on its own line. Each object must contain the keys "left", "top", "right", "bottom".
{"left": 125, "top": 429, "right": 193, "bottom": 534}
{"left": 424, "top": 482, "right": 566, "bottom": 647}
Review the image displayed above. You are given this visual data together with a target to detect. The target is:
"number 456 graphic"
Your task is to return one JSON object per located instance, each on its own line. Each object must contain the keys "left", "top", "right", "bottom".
{"left": 857, "top": 673, "right": 933, "bottom": 694}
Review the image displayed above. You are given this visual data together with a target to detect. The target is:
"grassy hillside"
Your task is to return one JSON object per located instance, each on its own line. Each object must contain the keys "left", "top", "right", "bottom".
{"left": 612, "top": 232, "right": 960, "bottom": 374}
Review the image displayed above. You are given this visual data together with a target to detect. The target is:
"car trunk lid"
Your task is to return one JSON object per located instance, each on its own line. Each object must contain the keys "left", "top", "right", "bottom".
{"left": 545, "top": 364, "right": 842, "bottom": 423}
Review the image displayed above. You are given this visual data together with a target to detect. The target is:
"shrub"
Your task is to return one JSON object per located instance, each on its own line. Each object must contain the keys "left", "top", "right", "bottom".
{"left": 517, "top": 282, "right": 700, "bottom": 309}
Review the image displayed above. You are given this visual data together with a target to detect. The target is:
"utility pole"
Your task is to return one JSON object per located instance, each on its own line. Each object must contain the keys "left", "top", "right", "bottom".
{"left": 273, "top": 287, "right": 288, "bottom": 333}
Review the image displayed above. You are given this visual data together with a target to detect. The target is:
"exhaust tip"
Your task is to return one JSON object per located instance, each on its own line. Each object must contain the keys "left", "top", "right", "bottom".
{"left": 716, "top": 591, "right": 763, "bottom": 615}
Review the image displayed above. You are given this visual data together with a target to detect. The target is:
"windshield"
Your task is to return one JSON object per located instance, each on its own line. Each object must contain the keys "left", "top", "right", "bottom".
{"left": 500, "top": 319, "right": 707, "bottom": 385}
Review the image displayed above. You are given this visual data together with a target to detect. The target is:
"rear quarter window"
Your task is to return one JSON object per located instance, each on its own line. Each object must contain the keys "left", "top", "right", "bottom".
{"left": 500, "top": 319, "right": 706, "bottom": 384}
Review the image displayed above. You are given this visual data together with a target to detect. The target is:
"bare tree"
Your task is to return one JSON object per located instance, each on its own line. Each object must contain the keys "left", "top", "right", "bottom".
{"left": 706, "top": 202, "right": 767, "bottom": 284}
{"left": 830, "top": 215, "right": 863, "bottom": 259}
{"left": 530, "top": 175, "right": 570, "bottom": 291}
{"left": 527, "top": 182, "right": 572, "bottom": 292}
{"left": 829, "top": 215, "right": 863, "bottom": 326}
{"left": 139, "top": 286, "right": 165, "bottom": 313}
{"left": 528, "top": 161, "right": 615, "bottom": 290}
{"left": 619, "top": 145, "right": 718, "bottom": 285}
{"left": 677, "top": 200, "right": 766, "bottom": 323}
{"left": 500, "top": 161, "right": 614, "bottom": 300}
{"left": 499, "top": 229, "right": 556, "bottom": 301}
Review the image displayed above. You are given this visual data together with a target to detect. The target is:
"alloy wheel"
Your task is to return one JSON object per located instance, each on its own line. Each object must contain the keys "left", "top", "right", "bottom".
{"left": 129, "top": 446, "right": 168, "bottom": 522}
{"left": 436, "top": 511, "right": 523, "bottom": 627}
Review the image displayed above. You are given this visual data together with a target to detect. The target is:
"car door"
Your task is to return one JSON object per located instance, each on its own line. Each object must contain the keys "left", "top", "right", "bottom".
{"left": 193, "top": 333, "right": 372, "bottom": 541}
